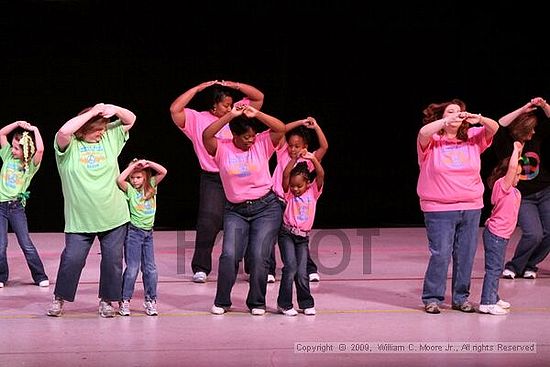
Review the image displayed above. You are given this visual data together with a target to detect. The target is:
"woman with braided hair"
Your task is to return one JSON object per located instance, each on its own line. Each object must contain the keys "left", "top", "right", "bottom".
{"left": 0, "top": 120, "right": 48, "bottom": 288}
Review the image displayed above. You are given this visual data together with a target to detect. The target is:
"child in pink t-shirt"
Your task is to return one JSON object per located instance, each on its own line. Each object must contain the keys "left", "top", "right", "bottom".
{"left": 276, "top": 151, "right": 324, "bottom": 316}
{"left": 479, "top": 141, "right": 523, "bottom": 315}
{"left": 268, "top": 117, "right": 328, "bottom": 283}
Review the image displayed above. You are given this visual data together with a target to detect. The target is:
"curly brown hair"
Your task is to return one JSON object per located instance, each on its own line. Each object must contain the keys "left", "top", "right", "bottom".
{"left": 422, "top": 98, "right": 469, "bottom": 141}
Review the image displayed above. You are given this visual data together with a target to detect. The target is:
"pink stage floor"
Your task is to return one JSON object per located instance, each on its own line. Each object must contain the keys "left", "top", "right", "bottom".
{"left": 0, "top": 228, "right": 549, "bottom": 367}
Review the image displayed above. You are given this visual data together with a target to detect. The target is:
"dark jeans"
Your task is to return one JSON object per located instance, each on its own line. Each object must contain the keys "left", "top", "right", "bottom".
{"left": 0, "top": 200, "right": 48, "bottom": 284}
{"left": 191, "top": 171, "right": 225, "bottom": 275}
{"left": 277, "top": 228, "right": 314, "bottom": 310}
{"left": 505, "top": 185, "right": 550, "bottom": 275}
{"left": 53, "top": 224, "right": 127, "bottom": 302}
{"left": 268, "top": 243, "right": 318, "bottom": 276}
{"left": 122, "top": 224, "right": 158, "bottom": 302}
{"left": 214, "top": 191, "right": 282, "bottom": 310}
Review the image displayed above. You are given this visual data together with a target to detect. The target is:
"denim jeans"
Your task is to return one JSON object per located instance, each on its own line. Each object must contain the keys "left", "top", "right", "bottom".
{"left": 505, "top": 185, "right": 550, "bottom": 275}
{"left": 191, "top": 171, "right": 225, "bottom": 275}
{"left": 422, "top": 209, "right": 481, "bottom": 306}
{"left": 481, "top": 227, "right": 507, "bottom": 305}
{"left": 268, "top": 242, "right": 318, "bottom": 276}
{"left": 214, "top": 191, "right": 282, "bottom": 310}
{"left": 277, "top": 228, "right": 314, "bottom": 310}
{"left": 53, "top": 224, "right": 127, "bottom": 302}
{"left": 263, "top": 198, "right": 317, "bottom": 276}
{"left": 122, "top": 224, "right": 158, "bottom": 301}
{"left": 0, "top": 200, "right": 48, "bottom": 284}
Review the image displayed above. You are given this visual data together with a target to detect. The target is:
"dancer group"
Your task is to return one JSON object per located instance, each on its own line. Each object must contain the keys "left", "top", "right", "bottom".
{"left": 1, "top": 81, "right": 548, "bottom": 318}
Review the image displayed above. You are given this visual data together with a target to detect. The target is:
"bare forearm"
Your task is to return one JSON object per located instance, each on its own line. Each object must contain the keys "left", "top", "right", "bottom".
{"left": 235, "top": 82, "right": 264, "bottom": 110}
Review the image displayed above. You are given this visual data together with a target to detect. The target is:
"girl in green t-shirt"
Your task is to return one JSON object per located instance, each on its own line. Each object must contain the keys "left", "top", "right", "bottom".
{"left": 117, "top": 158, "right": 167, "bottom": 316}
{"left": 0, "top": 120, "right": 49, "bottom": 288}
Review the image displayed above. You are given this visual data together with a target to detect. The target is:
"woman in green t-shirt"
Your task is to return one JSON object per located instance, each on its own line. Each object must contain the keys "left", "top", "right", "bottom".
{"left": 47, "top": 103, "right": 136, "bottom": 318}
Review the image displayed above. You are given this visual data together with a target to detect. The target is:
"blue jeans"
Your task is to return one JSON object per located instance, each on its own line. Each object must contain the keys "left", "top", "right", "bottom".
{"left": 122, "top": 224, "right": 158, "bottom": 302}
{"left": 214, "top": 191, "right": 282, "bottom": 310}
{"left": 277, "top": 227, "right": 314, "bottom": 310}
{"left": 0, "top": 200, "right": 48, "bottom": 284}
{"left": 53, "top": 224, "right": 127, "bottom": 302}
{"left": 191, "top": 171, "right": 225, "bottom": 275}
{"left": 481, "top": 228, "right": 507, "bottom": 305}
{"left": 422, "top": 209, "right": 481, "bottom": 306}
{"left": 268, "top": 242, "right": 318, "bottom": 275}
{"left": 505, "top": 185, "right": 550, "bottom": 275}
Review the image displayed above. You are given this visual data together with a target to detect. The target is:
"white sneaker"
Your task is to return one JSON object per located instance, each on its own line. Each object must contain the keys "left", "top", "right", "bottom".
{"left": 303, "top": 307, "right": 316, "bottom": 315}
{"left": 497, "top": 299, "right": 511, "bottom": 309}
{"left": 99, "top": 300, "right": 115, "bottom": 318}
{"left": 278, "top": 306, "right": 298, "bottom": 316}
{"left": 309, "top": 273, "right": 320, "bottom": 282}
{"left": 144, "top": 300, "right": 158, "bottom": 316}
{"left": 47, "top": 297, "right": 64, "bottom": 317}
{"left": 192, "top": 271, "right": 207, "bottom": 283}
{"left": 251, "top": 308, "right": 266, "bottom": 316}
{"left": 267, "top": 274, "right": 276, "bottom": 283}
{"left": 502, "top": 269, "right": 516, "bottom": 279}
{"left": 478, "top": 304, "right": 508, "bottom": 315}
{"left": 38, "top": 280, "right": 50, "bottom": 287}
{"left": 211, "top": 305, "right": 227, "bottom": 315}
{"left": 118, "top": 300, "right": 131, "bottom": 316}
{"left": 523, "top": 270, "right": 537, "bottom": 279}
{"left": 0, "top": 282, "right": 4, "bottom": 288}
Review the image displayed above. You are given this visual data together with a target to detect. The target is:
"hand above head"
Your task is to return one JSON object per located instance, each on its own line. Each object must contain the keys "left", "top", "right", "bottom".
{"left": 218, "top": 80, "right": 241, "bottom": 90}
{"left": 197, "top": 80, "right": 219, "bottom": 92}
{"left": 102, "top": 104, "right": 117, "bottom": 119}
{"left": 16, "top": 121, "right": 32, "bottom": 130}
{"left": 242, "top": 105, "right": 259, "bottom": 118}
{"left": 530, "top": 97, "right": 547, "bottom": 108}
{"left": 303, "top": 117, "right": 318, "bottom": 129}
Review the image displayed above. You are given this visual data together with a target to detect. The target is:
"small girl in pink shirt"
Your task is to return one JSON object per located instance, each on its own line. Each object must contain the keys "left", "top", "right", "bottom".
{"left": 479, "top": 141, "right": 523, "bottom": 315}
{"left": 277, "top": 151, "right": 324, "bottom": 316}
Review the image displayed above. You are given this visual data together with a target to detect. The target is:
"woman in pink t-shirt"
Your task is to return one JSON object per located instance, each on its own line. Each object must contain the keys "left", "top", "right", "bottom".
{"left": 479, "top": 141, "right": 523, "bottom": 315}
{"left": 170, "top": 80, "right": 264, "bottom": 284}
{"left": 203, "top": 104, "right": 285, "bottom": 316}
{"left": 417, "top": 99, "right": 499, "bottom": 314}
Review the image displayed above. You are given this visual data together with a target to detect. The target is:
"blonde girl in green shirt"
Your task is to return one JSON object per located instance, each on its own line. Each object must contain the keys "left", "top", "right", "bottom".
{"left": 117, "top": 159, "right": 167, "bottom": 316}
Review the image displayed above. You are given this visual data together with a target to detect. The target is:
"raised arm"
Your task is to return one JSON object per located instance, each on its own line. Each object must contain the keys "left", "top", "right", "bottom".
{"left": 502, "top": 141, "right": 523, "bottom": 190}
{"left": 306, "top": 117, "right": 328, "bottom": 161}
{"left": 303, "top": 151, "right": 325, "bottom": 190}
{"left": 202, "top": 105, "right": 244, "bottom": 156}
{"left": 242, "top": 106, "right": 285, "bottom": 147}
{"left": 29, "top": 124, "right": 44, "bottom": 165}
{"left": 219, "top": 80, "right": 264, "bottom": 110}
{"left": 0, "top": 121, "right": 29, "bottom": 148}
{"left": 282, "top": 156, "right": 299, "bottom": 193}
{"left": 103, "top": 104, "right": 136, "bottom": 133}
{"left": 117, "top": 160, "right": 141, "bottom": 192}
{"left": 464, "top": 113, "right": 499, "bottom": 140}
{"left": 417, "top": 113, "right": 461, "bottom": 150}
{"left": 144, "top": 160, "right": 168, "bottom": 185}
{"left": 56, "top": 103, "right": 104, "bottom": 150}
{"left": 499, "top": 100, "right": 538, "bottom": 127}
{"left": 170, "top": 80, "right": 218, "bottom": 129}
